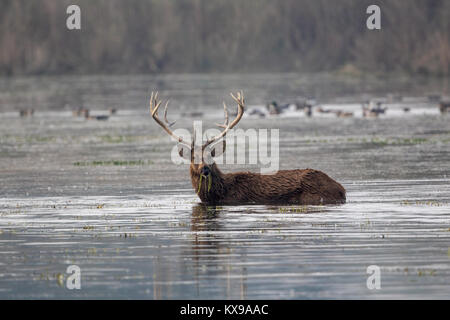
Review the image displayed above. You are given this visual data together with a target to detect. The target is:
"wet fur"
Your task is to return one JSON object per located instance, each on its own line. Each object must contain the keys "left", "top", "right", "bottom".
{"left": 191, "top": 163, "right": 346, "bottom": 205}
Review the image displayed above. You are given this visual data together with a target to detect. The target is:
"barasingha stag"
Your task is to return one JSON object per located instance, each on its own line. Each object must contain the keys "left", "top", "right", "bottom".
{"left": 149, "top": 91, "right": 346, "bottom": 205}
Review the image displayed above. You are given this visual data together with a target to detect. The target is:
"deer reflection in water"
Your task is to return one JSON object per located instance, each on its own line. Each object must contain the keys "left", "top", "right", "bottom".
{"left": 190, "top": 204, "right": 248, "bottom": 299}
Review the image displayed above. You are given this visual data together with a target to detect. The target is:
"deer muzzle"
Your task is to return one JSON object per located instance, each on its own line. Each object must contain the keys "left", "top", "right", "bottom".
{"left": 201, "top": 166, "right": 211, "bottom": 176}
{"left": 197, "top": 167, "right": 212, "bottom": 194}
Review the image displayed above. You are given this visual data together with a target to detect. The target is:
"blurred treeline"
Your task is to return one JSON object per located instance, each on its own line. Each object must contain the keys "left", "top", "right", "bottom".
{"left": 0, "top": 0, "right": 449, "bottom": 76}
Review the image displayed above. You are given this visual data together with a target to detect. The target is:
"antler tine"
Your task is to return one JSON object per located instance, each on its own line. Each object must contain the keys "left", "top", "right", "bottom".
{"left": 203, "top": 91, "right": 245, "bottom": 149}
{"left": 164, "top": 100, "right": 176, "bottom": 127}
{"left": 149, "top": 91, "right": 154, "bottom": 113}
{"left": 230, "top": 90, "right": 244, "bottom": 105}
{"left": 150, "top": 91, "right": 163, "bottom": 116}
{"left": 215, "top": 102, "right": 229, "bottom": 129}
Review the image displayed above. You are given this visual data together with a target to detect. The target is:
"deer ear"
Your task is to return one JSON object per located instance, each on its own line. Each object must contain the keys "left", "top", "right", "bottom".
{"left": 210, "top": 140, "right": 226, "bottom": 158}
{"left": 178, "top": 144, "right": 191, "bottom": 160}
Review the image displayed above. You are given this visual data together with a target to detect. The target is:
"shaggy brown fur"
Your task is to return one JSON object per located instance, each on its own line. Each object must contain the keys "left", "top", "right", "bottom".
{"left": 190, "top": 163, "right": 346, "bottom": 205}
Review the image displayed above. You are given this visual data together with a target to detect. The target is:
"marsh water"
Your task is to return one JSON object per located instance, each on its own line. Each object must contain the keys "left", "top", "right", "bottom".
{"left": 0, "top": 74, "right": 449, "bottom": 299}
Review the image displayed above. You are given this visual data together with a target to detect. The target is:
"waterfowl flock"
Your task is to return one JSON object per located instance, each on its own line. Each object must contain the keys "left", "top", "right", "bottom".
{"left": 249, "top": 93, "right": 449, "bottom": 119}
{"left": 18, "top": 106, "right": 118, "bottom": 121}
{"left": 19, "top": 108, "right": 34, "bottom": 117}
{"left": 72, "top": 107, "right": 118, "bottom": 121}
{"left": 362, "top": 101, "right": 388, "bottom": 118}
{"left": 15, "top": 93, "right": 449, "bottom": 120}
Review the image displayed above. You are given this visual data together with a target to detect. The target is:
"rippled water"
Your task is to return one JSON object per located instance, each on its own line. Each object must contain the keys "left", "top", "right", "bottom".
{"left": 0, "top": 74, "right": 449, "bottom": 299}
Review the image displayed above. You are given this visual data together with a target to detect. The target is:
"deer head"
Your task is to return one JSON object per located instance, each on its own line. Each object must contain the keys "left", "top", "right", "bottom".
{"left": 149, "top": 91, "right": 245, "bottom": 202}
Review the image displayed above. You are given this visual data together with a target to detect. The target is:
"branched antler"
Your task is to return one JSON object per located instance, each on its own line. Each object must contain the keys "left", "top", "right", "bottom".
{"left": 149, "top": 91, "right": 189, "bottom": 147}
{"left": 203, "top": 91, "right": 245, "bottom": 149}
{"left": 149, "top": 91, "right": 245, "bottom": 152}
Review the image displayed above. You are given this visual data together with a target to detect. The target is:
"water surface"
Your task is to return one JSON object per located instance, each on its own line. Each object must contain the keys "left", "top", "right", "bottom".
{"left": 0, "top": 74, "right": 449, "bottom": 299}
